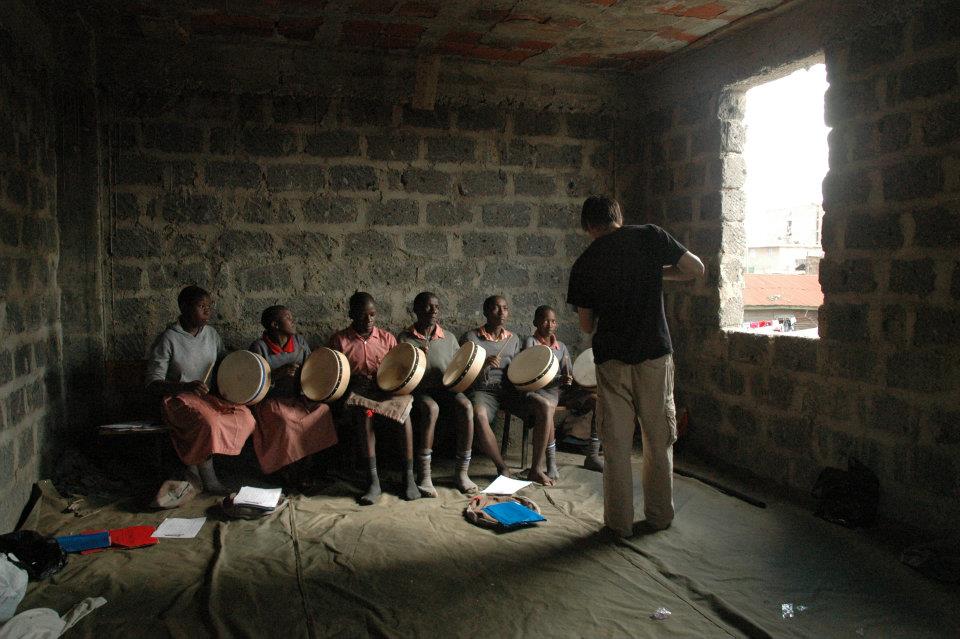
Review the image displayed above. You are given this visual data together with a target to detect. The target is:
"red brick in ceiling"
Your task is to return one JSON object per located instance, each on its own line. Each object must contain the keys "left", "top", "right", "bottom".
{"left": 103, "top": 0, "right": 792, "bottom": 72}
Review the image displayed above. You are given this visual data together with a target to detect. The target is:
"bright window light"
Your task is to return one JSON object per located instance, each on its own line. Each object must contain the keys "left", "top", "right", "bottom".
{"left": 739, "top": 63, "right": 829, "bottom": 337}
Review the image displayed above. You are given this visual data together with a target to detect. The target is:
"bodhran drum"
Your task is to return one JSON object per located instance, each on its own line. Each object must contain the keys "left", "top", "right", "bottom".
{"left": 507, "top": 344, "right": 559, "bottom": 392}
{"left": 572, "top": 348, "right": 597, "bottom": 390}
{"left": 442, "top": 341, "right": 485, "bottom": 393}
{"left": 376, "top": 343, "right": 427, "bottom": 395}
{"left": 301, "top": 347, "right": 351, "bottom": 403}
{"left": 217, "top": 351, "right": 271, "bottom": 405}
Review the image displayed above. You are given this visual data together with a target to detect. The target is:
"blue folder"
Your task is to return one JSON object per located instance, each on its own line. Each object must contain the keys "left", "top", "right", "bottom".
{"left": 56, "top": 531, "right": 111, "bottom": 553}
{"left": 481, "top": 501, "right": 546, "bottom": 527}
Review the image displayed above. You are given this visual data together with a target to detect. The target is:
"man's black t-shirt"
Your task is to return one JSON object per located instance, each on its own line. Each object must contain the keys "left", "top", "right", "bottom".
{"left": 566, "top": 225, "right": 687, "bottom": 365}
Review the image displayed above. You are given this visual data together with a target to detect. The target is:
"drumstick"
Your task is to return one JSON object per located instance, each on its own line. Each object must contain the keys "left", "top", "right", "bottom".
{"left": 493, "top": 336, "right": 512, "bottom": 360}
{"left": 200, "top": 361, "right": 215, "bottom": 387}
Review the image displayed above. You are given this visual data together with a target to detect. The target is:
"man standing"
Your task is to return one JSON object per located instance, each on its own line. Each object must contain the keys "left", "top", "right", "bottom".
{"left": 567, "top": 196, "right": 704, "bottom": 537}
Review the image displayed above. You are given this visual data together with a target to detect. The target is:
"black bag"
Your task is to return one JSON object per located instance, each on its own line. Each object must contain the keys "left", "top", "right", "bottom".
{"left": 811, "top": 458, "right": 879, "bottom": 528}
{"left": 0, "top": 530, "right": 68, "bottom": 580}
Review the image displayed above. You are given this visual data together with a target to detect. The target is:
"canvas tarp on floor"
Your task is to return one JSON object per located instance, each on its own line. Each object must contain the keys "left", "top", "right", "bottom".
{"left": 12, "top": 459, "right": 960, "bottom": 638}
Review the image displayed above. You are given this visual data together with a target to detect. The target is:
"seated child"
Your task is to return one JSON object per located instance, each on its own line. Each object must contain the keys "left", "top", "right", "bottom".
{"left": 249, "top": 305, "right": 338, "bottom": 483}
{"left": 397, "top": 291, "right": 476, "bottom": 496}
{"left": 460, "top": 295, "right": 523, "bottom": 479}
{"left": 145, "top": 285, "right": 255, "bottom": 494}
{"left": 521, "top": 305, "right": 604, "bottom": 484}
{"left": 329, "top": 291, "right": 419, "bottom": 505}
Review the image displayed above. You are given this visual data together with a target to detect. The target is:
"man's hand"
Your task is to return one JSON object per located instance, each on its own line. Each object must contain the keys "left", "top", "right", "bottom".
{"left": 184, "top": 380, "right": 209, "bottom": 397}
{"left": 577, "top": 307, "right": 596, "bottom": 334}
{"left": 485, "top": 355, "right": 501, "bottom": 369}
{"left": 278, "top": 363, "right": 300, "bottom": 379}
{"left": 663, "top": 251, "right": 705, "bottom": 281}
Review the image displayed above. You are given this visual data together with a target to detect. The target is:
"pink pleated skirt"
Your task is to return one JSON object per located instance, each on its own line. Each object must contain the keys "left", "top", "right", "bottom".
{"left": 162, "top": 393, "right": 257, "bottom": 465}
{"left": 253, "top": 396, "right": 338, "bottom": 474}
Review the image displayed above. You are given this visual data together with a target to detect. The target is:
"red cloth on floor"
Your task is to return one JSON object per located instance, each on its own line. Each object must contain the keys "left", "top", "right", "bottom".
{"left": 111, "top": 526, "right": 158, "bottom": 548}
{"left": 80, "top": 526, "right": 158, "bottom": 554}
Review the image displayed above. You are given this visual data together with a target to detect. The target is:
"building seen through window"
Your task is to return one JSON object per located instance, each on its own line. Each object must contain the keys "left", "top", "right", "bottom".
{"left": 740, "top": 63, "right": 829, "bottom": 337}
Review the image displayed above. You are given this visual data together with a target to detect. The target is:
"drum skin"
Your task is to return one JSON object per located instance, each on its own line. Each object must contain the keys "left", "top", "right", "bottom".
{"left": 572, "top": 348, "right": 597, "bottom": 390}
{"left": 301, "top": 348, "right": 351, "bottom": 403}
{"left": 442, "top": 342, "right": 484, "bottom": 393}
{"left": 376, "top": 343, "right": 427, "bottom": 395}
{"left": 507, "top": 345, "right": 559, "bottom": 392}
{"left": 217, "top": 351, "right": 272, "bottom": 405}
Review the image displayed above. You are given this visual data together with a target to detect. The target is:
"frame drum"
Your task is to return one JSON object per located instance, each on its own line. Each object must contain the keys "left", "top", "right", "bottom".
{"left": 217, "top": 351, "right": 271, "bottom": 405}
{"left": 376, "top": 343, "right": 426, "bottom": 395}
{"left": 301, "top": 347, "right": 351, "bottom": 402}
{"left": 572, "top": 348, "right": 597, "bottom": 390}
{"left": 507, "top": 344, "right": 559, "bottom": 392}
{"left": 442, "top": 342, "right": 484, "bottom": 393}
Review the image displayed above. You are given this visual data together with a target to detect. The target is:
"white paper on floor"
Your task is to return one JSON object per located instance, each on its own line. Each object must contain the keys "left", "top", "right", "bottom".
{"left": 152, "top": 517, "right": 206, "bottom": 539}
{"left": 482, "top": 475, "right": 532, "bottom": 495}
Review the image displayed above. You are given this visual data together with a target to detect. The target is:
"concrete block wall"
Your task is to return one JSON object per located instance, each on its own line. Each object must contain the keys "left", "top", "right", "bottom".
{"left": 0, "top": 6, "right": 65, "bottom": 530}
{"left": 621, "top": 0, "right": 960, "bottom": 531}
{"left": 104, "top": 87, "right": 615, "bottom": 359}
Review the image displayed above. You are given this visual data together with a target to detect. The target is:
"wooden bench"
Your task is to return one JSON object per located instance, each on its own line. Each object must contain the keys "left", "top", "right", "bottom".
{"left": 100, "top": 360, "right": 169, "bottom": 476}
{"left": 500, "top": 406, "right": 569, "bottom": 470}
{"left": 103, "top": 359, "right": 159, "bottom": 422}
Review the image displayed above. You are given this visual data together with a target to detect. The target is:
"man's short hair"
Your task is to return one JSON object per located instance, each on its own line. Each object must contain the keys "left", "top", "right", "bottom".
{"left": 413, "top": 291, "right": 437, "bottom": 311}
{"left": 581, "top": 195, "right": 623, "bottom": 231}
{"left": 177, "top": 285, "right": 210, "bottom": 312}
{"left": 534, "top": 305, "right": 554, "bottom": 323}
{"left": 482, "top": 295, "right": 505, "bottom": 315}
{"left": 260, "top": 305, "right": 287, "bottom": 331}
{"left": 349, "top": 291, "right": 375, "bottom": 315}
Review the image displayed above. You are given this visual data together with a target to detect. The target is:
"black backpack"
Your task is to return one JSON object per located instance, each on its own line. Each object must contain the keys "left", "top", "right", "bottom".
{"left": 0, "top": 530, "right": 68, "bottom": 580}
{"left": 811, "top": 458, "right": 880, "bottom": 528}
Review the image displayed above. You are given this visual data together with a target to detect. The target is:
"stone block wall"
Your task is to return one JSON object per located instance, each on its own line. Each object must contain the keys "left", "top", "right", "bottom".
{"left": 0, "top": 6, "right": 65, "bottom": 530}
{"left": 104, "top": 87, "right": 614, "bottom": 359}
{"left": 620, "top": 0, "right": 960, "bottom": 530}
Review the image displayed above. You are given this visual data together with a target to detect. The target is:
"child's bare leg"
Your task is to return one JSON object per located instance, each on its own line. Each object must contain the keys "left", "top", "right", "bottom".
{"left": 401, "top": 417, "right": 420, "bottom": 501}
{"left": 414, "top": 396, "right": 439, "bottom": 497}
{"left": 454, "top": 394, "right": 477, "bottom": 493}
{"left": 474, "top": 406, "right": 509, "bottom": 476}
{"left": 359, "top": 410, "right": 381, "bottom": 505}
{"left": 528, "top": 397, "right": 555, "bottom": 486}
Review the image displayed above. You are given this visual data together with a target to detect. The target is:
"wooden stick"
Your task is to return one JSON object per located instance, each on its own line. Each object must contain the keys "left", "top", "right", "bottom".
{"left": 200, "top": 361, "right": 215, "bottom": 386}
{"left": 493, "top": 334, "right": 513, "bottom": 359}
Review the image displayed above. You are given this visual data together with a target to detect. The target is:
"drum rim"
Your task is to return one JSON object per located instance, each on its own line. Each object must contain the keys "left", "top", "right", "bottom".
{"left": 220, "top": 351, "right": 269, "bottom": 405}
{"left": 514, "top": 355, "right": 558, "bottom": 388}
{"left": 508, "top": 345, "right": 556, "bottom": 387}
{"left": 572, "top": 348, "right": 597, "bottom": 388}
{"left": 380, "top": 343, "right": 424, "bottom": 393}
{"left": 444, "top": 342, "right": 480, "bottom": 388}
{"left": 249, "top": 353, "right": 271, "bottom": 404}
{"left": 302, "top": 348, "right": 346, "bottom": 402}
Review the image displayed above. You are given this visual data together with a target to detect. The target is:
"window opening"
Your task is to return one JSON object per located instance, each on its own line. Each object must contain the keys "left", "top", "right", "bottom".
{"left": 736, "top": 63, "right": 829, "bottom": 337}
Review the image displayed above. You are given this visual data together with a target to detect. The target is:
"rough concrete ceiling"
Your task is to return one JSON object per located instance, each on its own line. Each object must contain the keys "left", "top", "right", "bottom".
{"left": 73, "top": 0, "right": 791, "bottom": 72}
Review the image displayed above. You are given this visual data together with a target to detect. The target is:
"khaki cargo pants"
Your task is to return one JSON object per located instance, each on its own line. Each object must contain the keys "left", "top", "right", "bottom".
{"left": 596, "top": 354, "right": 677, "bottom": 535}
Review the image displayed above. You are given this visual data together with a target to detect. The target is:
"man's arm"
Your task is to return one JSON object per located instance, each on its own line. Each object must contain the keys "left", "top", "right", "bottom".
{"left": 663, "top": 251, "right": 704, "bottom": 281}
{"left": 577, "top": 307, "right": 596, "bottom": 334}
